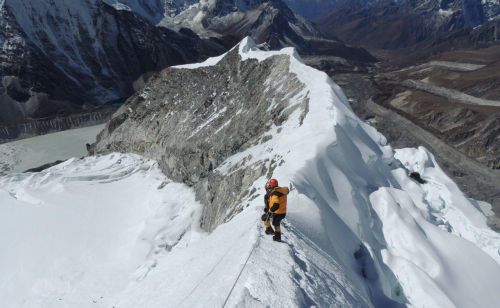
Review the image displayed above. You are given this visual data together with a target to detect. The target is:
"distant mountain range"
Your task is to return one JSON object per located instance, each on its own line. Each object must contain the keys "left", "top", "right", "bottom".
{"left": 0, "top": 0, "right": 227, "bottom": 127}
{"left": 284, "top": 0, "right": 499, "bottom": 23}
{"left": 315, "top": 0, "right": 500, "bottom": 50}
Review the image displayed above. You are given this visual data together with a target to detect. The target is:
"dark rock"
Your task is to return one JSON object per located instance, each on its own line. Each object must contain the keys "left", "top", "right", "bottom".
{"left": 409, "top": 172, "right": 427, "bottom": 184}
{"left": 0, "top": 0, "right": 226, "bottom": 127}
{"left": 24, "top": 160, "right": 65, "bottom": 173}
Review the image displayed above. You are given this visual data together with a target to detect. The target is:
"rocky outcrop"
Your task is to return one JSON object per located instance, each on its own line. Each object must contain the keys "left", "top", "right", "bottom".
{"left": 93, "top": 40, "right": 308, "bottom": 231}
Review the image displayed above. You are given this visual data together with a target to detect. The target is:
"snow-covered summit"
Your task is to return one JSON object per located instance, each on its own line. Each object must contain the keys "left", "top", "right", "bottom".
{"left": 2, "top": 37, "right": 500, "bottom": 307}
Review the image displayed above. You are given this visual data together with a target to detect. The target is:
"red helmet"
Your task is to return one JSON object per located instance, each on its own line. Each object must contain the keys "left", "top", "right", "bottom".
{"left": 265, "top": 178, "right": 278, "bottom": 190}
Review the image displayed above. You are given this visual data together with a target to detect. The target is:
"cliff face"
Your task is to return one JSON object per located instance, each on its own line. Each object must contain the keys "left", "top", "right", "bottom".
{"left": 0, "top": 0, "right": 225, "bottom": 127}
{"left": 93, "top": 39, "right": 308, "bottom": 231}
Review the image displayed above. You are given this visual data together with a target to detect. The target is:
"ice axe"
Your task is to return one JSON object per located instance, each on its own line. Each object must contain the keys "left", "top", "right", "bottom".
{"left": 261, "top": 211, "right": 271, "bottom": 222}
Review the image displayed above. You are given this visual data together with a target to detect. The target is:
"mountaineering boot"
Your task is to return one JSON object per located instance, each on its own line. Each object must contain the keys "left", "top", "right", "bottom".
{"left": 265, "top": 227, "right": 275, "bottom": 235}
{"left": 273, "top": 232, "right": 281, "bottom": 242}
{"left": 273, "top": 225, "right": 281, "bottom": 241}
{"left": 263, "top": 215, "right": 274, "bottom": 235}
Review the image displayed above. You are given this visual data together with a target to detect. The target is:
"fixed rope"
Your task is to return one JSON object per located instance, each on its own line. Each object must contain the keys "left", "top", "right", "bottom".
{"left": 221, "top": 234, "right": 260, "bottom": 308}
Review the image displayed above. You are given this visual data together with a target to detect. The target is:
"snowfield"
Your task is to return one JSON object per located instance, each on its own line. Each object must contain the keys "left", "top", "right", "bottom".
{"left": 1, "top": 38, "right": 500, "bottom": 307}
{"left": 0, "top": 154, "right": 203, "bottom": 307}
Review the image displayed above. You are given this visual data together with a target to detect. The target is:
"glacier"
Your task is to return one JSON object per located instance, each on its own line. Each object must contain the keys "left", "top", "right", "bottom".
{"left": 1, "top": 37, "right": 500, "bottom": 307}
{"left": 0, "top": 124, "right": 105, "bottom": 175}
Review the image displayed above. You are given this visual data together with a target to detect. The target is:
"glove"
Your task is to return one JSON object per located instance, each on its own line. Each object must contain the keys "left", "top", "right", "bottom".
{"left": 270, "top": 203, "right": 279, "bottom": 212}
{"left": 261, "top": 213, "right": 271, "bottom": 221}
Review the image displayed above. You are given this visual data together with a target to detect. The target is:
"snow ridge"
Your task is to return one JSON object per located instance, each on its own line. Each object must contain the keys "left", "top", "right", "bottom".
{"left": 1, "top": 37, "right": 500, "bottom": 307}
{"left": 103, "top": 37, "right": 500, "bottom": 306}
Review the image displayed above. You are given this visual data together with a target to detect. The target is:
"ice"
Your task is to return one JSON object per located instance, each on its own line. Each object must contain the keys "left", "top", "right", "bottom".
{"left": 394, "top": 147, "right": 500, "bottom": 263}
{"left": 371, "top": 187, "right": 500, "bottom": 307}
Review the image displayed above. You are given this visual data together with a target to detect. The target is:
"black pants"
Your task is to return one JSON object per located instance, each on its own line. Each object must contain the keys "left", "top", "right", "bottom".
{"left": 262, "top": 212, "right": 286, "bottom": 226}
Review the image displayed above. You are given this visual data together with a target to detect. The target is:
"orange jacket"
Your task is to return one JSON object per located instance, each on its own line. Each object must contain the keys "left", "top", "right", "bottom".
{"left": 269, "top": 187, "right": 289, "bottom": 214}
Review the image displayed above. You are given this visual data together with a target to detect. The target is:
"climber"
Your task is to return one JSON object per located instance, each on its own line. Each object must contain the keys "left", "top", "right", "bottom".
{"left": 262, "top": 178, "right": 289, "bottom": 242}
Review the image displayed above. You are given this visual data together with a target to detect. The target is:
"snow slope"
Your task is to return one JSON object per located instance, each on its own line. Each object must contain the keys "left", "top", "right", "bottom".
{"left": 2, "top": 38, "right": 500, "bottom": 307}
{"left": 0, "top": 154, "right": 203, "bottom": 307}
{"left": 0, "top": 124, "right": 104, "bottom": 175}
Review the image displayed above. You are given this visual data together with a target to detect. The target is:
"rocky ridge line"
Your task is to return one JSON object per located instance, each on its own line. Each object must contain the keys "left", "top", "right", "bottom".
{"left": 93, "top": 40, "right": 308, "bottom": 231}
